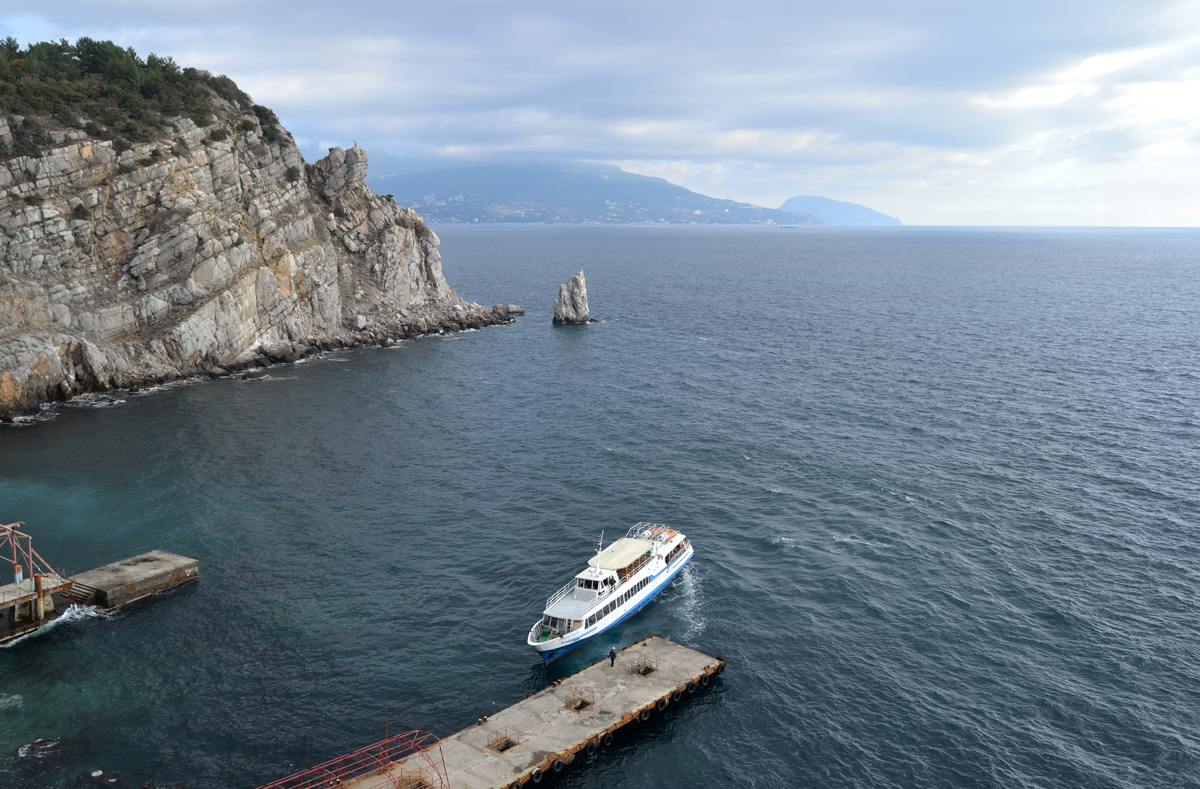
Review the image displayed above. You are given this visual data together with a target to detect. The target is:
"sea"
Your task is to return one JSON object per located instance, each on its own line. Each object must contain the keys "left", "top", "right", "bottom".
{"left": 1, "top": 225, "right": 1198, "bottom": 788}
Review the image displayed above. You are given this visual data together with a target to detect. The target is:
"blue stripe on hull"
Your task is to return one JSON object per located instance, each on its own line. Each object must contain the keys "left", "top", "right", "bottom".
{"left": 535, "top": 550, "right": 693, "bottom": 664}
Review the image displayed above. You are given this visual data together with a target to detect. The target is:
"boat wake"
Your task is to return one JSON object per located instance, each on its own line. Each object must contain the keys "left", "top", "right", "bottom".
{"left": 675, "top": 565, "right": 706, "bottom": 642}
{"left": 0, "top": 604, "right": 106, "bottom": 649}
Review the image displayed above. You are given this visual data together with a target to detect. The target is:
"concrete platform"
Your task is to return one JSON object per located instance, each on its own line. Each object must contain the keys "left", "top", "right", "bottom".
{"left": 348, "top": 636, "right": 725, "bottom": 789}
{"left": 70, "top": 550, "right": 198, "bottom": 607}
{"left": 0, "top": 573, "right": 70, "bottom": 609}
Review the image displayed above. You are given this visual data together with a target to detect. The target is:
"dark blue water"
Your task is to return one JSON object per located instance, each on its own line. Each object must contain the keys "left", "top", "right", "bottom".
{"left": 2, "top": 226, "right": 1199, "bottom": 788}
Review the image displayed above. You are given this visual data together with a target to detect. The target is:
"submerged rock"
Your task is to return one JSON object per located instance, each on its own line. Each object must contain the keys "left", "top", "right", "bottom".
{"left": 553, "top": 270, "right": 589, "bottom": 325}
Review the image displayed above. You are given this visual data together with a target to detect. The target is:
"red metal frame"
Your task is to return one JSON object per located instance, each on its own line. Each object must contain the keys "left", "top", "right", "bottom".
{"left": 256, "top": 731, "right": 446, "bottom": 789}
{"left": 1, "top": 522, "right": 61, "bottom": 582}
{"left": 0, "top": 521, "right": 75, "bottom": 604}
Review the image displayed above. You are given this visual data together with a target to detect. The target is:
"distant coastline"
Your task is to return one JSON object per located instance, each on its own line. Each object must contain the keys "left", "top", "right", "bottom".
{"left": 368, "top": 162, "right": 822, "bottom": 225}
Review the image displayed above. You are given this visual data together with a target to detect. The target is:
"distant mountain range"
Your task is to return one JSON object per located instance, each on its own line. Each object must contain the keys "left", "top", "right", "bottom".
{"left": 366, "top": 159, "right": 898, "bottom": 226}
{"left": 368, "top": 162, "right": 820, "bottom": 225}
{"left": 779, "top": 195, "right": 901, "bottom": 226}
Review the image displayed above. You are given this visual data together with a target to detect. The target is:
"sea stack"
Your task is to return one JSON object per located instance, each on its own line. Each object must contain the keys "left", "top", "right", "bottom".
{"left": 553, "top": 270, "right": 589, "bottom": 325}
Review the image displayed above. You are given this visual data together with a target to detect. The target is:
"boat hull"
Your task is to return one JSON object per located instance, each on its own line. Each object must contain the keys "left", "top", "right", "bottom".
{"left": 531, "top": 546, "right": 693, "bottom": 664}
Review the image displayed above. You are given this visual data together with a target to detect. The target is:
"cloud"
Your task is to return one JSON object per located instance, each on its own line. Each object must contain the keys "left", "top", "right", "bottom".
{"left": 3, "top": 0, "right": 1199, "bottom": 224}
{"left": 1053, "top": 46, "right": 1167, "bottom": 81}
{"left": 974, "top": 83, "right": 1101, "bottom": 110}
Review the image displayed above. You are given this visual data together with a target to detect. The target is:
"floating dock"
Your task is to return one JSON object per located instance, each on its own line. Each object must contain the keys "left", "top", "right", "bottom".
{"left": 260, "top": 636, "right": 725, "bottom": 789}
{"left": 1, "top": 522, "right": 198, "bottom": 646}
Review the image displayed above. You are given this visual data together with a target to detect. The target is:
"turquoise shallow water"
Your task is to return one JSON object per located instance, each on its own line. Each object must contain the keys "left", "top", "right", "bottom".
{"left": 1, "top": 226, "right": 1199, "bottom": 788}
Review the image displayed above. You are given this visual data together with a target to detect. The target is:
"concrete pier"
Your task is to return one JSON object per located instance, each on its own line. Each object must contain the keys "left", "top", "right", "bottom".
{"left": 70, "top": 550, "right": 198, "bottom": 607}
{"left": 1, "top": 549, "right": 198, "bottom": 645}
{"left": 348, "top": 636, "right": 725, "bottom": 789}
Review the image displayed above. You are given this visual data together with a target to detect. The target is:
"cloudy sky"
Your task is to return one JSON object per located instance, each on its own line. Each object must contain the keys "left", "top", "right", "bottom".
{"left": 6, "top": 1, "right": 1199, "bottom": 225}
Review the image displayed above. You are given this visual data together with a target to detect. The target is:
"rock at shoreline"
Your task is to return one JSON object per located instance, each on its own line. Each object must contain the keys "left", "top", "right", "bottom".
{"left": 553, "top": 271, "right": 589, "bottom": 325}
{"left": 491, "top": 303, "right": 526, "bottom": 321}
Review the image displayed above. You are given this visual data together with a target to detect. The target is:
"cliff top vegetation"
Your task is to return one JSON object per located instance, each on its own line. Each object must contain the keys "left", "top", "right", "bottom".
{"left": 0, "top": 37, "right": 285, "bottom": 160}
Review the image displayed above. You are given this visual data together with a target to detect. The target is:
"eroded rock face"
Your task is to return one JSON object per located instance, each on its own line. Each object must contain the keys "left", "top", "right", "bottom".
{"left": 553, "top": 270, "right": 589, "bottom": 325}
{"left": 0, "top": 106, "right": 510, "bottom": 416}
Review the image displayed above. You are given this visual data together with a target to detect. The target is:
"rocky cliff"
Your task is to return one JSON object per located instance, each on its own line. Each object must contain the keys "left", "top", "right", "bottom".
{"left": 0, "top": 100, "right": 508, "bottom": 418}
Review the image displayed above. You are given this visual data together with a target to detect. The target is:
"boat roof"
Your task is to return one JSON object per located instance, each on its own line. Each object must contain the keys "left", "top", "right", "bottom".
{"left": 546, "top": 595, "right": 594, "bottom": 619}
{"left": 588, "top": 538, "right": 653, "bottom": 570}
{"left": 575, "top": 566, "right": 615, "bottom": 581}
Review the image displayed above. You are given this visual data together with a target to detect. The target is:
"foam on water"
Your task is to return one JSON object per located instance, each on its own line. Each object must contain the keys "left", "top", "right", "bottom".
{"left": 673, "top": 565, "right": 707, "bottom": 642}
{"left": 831, "top": 533, "right": 892, "bottom": 550}
{"left": 0, "top": 604, "right": 104, "bottom": 649}
{"left": 62, "top": 393, "right": 127, "bottom": 409}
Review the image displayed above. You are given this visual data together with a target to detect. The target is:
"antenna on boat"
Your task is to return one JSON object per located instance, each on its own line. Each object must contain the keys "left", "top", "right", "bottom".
{"left": 597, "top": 530, "right": 604, "bottom": 554}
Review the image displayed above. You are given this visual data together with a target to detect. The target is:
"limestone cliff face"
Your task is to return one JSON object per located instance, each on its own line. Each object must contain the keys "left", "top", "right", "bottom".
{"left": 0, "top": 105, "right": 503, "bottom": 417}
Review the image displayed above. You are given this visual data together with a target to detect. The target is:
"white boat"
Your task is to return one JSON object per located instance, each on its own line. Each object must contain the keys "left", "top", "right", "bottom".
{"left": 527, "top": 522, "right": 694, "bottom": 663}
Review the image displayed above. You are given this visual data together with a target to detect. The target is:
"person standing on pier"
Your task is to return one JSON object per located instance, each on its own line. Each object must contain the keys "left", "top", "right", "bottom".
{"left": 609, "top": 647, "right": 617, "bottom": 666}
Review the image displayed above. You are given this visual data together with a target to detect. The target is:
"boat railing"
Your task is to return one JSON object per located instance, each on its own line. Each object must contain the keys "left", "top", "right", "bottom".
{"left": 626, "top": 522, "right": 666, "bottom": 540}
{"left": 529, "top": 620, "right": 561, "bottom": 643}
{"left": 613, "top": 553, "right": 653, "bottom": 584}
{"left": 545, "top": 579, "right": 577, "bottom": 609}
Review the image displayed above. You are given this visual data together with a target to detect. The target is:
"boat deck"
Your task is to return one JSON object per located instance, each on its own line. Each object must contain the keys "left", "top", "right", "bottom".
{"left": 545, "top": 593, "right": 595, "bottom": 618}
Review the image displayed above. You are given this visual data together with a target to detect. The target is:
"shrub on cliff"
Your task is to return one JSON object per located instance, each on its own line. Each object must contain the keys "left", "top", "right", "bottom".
{"left": 252, "top": 104, "right": 284, "bottom": 143}
{"left": 0, "top": 36, "right": 274, "bottom": 159}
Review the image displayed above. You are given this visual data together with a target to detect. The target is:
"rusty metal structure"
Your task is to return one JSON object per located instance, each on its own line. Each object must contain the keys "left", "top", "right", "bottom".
{"left": 564, "top": 687, "right": 595, "bottom": 712}
{"left": 255, "top": 731, "right": 447, "bottom": 789}
{"left": 486, "top": 726, "right": 524, "bottom": 754}
{"left": 0, "top": 521, "right": 75, "bottom": 644}
{"left": 631, "top": 655, "right": 658, "bottom": 676}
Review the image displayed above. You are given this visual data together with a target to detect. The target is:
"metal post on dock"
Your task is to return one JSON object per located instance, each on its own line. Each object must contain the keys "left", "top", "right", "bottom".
{"left": 34, "top": 573, "right": 44, "bottom": 621}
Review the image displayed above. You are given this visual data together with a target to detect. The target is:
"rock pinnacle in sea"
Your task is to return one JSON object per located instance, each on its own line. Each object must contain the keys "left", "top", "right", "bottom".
{"left": 553, "top": 270, "right": 589, "bottom": 324}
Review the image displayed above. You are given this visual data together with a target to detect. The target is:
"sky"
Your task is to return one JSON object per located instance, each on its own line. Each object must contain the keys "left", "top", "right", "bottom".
{"left": 4, "top": 1, "right": 1199, "bottom": 225}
